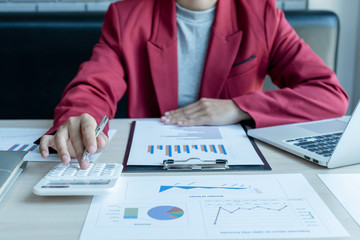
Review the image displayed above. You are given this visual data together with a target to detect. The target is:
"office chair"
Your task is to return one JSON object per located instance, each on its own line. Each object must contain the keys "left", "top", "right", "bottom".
{"left": 263, "top": 10, "right": 340, "bottom": 91}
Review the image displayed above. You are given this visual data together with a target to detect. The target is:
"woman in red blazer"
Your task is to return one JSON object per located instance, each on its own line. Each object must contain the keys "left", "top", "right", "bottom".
{"left": 40, "top": 0, "right": 348, "bottom": 169}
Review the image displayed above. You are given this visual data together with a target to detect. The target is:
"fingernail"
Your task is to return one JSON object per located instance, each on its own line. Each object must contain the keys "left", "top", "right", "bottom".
{"left": 99, "top": 136, "right": 106, "bottom": 146}
{"left": 165, "top": 118, "right": 170, "bottom": 123}
{"left": 165, "top": 112, "right": 170, "bottom": 116}
{"left": 178, "top": 121, "right": 183, "bottom": 126}
{"left": 41, "top": 151, "right": 48, "bottom": 158}
{"left": 161, "top": 116, "right": 166, "bottom": 121}
{"left": 61, "top": 155, "right": 69, "bottom": 162}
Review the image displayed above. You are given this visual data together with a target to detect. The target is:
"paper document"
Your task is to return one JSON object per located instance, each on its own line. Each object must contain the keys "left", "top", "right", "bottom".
{"left": 80, "top": 174, "right": 347, "bottom": 239}
{"left": 127, "top": 120, "right": 263, "bottom": 166}
{"left": 319, "top": 173, "right": 360, "bottom": 226}
{"left": 0, "top": 127, "right": 116, "bottom": 162}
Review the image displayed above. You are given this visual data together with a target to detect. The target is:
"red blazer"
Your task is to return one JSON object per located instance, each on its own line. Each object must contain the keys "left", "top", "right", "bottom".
{"left": 49, "top": 0, "right": 348, "bottom": 134}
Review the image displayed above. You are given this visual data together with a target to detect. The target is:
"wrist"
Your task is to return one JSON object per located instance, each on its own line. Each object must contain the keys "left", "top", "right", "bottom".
{"left": 231, "top": 100, "right": 252, "bottom": 122}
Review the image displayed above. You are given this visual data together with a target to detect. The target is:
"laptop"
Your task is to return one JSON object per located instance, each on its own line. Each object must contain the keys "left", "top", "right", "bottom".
{"left": 247, "top": 101, "right": 360, "bottom": 168}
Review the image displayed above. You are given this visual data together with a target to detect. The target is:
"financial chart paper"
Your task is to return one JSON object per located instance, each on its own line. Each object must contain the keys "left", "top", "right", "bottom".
{"left": 126, "top": 120, "right": 264, "bottom": 166}
{"left": 80, "top": 174, "right": 347, "bottom": 239}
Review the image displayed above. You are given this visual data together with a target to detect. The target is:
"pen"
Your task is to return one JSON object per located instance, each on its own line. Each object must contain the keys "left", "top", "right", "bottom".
{"left": 81, "top": 115, "right": 109, "bottom": 162}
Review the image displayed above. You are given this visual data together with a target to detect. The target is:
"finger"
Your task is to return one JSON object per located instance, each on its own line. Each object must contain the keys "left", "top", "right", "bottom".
{"left": 180, "top": 100, "right": 249, "bottom": 126}
{"left": 39, "top": 135, "right": 55, "bottom": 158}
{"left": 67, "top": 118, "right": 85, "bottom": 161}
{"left": 80, "top": 114, "right": 97, "bottom": 154}
{"left": 96, "top": 133, "right": 109, "bottom": 152}
{"left": 178, "top": 114, "right": 210, "bottom": 126}
{"left": 78, "top": 156, "right": 90, "bottom": 170}
{"left": 169, "top": 101, "right": 202, "bottom": 118}
{"left": 54, "top": 125, "right": 71, "bottom": 164}
{"left": 163, "top": 103, "right": 203, "bottom": 124}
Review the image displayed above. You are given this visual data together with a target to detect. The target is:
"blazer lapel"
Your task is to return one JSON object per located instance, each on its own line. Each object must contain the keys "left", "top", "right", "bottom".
{"left": 199, "top": 0, "right": 244, "bottom": 98}
{"left": 147, "top": 0, "right": 178, "bottom": 115}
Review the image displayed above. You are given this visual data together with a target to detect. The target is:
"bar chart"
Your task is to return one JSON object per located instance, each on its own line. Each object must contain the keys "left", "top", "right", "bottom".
{"left": 147, "top": 144, "right": 227, "bottom": 157}
{"left": 8, "top": 143, "right": 39, "bottom": 152}
{"left": 126, "top": 120, "right": 265, "bottom": 166}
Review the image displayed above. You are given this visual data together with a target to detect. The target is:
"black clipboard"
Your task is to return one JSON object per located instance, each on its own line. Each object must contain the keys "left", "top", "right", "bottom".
{"left": 122, "top": 121, "right": 271, "bottom": 172}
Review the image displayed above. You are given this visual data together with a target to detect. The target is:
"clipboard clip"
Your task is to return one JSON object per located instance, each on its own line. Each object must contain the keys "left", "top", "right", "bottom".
{"left": 163, "top": 158, "right": 229, "bottom": 171}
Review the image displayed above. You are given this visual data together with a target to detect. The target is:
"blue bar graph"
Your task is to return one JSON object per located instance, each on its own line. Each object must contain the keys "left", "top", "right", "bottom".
{"left": 147, "top": 144, "right": 227, "bottom": 156}
{"left": 203, "top": 145, "right": 208, "bottom": 152}
{"left": 220, "top": 145, "right": 227, "bottom": 155}
{"left": 8, "top": 144, "right": 19, "bottom": 151}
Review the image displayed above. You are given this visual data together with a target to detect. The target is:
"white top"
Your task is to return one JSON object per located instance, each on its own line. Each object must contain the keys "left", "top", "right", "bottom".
{"left": 176, "top": 3, "right": 215, "bottom": 108}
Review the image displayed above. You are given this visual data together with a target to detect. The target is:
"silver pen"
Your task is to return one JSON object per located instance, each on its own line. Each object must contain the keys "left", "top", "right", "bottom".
{"left": 81, "top": 115, "right": 109, "bottom": 162}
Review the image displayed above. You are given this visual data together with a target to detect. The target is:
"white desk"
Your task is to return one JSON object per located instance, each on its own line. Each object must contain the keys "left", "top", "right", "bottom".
{"left": 0, "top": 119, "right": 359, "bottom": 240}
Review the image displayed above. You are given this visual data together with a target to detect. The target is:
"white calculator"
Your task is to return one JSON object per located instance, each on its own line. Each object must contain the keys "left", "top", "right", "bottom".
{"left": 33, "top": 163, "right": 123, "bottom": 196}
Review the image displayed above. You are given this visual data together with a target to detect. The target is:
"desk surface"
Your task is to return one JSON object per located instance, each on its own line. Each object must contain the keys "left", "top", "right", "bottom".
{"left": 0, "top": 119, "right": 359, "bottom": 240}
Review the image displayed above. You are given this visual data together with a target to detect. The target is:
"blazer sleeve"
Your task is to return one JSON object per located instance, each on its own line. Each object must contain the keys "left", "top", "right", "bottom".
{"left": 46, "top": 3, "right": 126, "bottom": 135}
{"left": 233, "top": 0, "right": 349, "bottom": 128}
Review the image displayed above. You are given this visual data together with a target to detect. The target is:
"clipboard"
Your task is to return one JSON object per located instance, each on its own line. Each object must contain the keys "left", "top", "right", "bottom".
{"left": 122, "top": 121, "right": 271, "bottom": 172}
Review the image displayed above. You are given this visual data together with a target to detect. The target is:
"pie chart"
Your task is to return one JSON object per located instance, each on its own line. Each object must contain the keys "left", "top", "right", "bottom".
{"left": 147, "top": 206, "right": 184, "bottom": 220}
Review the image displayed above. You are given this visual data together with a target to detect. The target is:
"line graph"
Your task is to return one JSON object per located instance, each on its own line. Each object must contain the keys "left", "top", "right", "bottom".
{"left": 213, "top": 205, "right": 288, "bottom": 224}
{"left": 203, "top": 198, "right": 319, "bottom": 229}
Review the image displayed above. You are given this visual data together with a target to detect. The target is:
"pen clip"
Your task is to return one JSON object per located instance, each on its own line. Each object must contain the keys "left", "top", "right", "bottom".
{"left": 95, "top": 115, "right": 109, "bottom": 137}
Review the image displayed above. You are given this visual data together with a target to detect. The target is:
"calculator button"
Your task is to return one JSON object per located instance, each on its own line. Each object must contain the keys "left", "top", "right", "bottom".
{"left": 44, "top": 163, "right": 122, "bottom": 181}
{"left": 75, "top": 172, "right": 87, "bottom": 177}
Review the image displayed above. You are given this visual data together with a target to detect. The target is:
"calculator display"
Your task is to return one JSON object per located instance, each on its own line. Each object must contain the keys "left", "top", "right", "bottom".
{"left": 41, "top": 180, "right": 111, "bottom": 188}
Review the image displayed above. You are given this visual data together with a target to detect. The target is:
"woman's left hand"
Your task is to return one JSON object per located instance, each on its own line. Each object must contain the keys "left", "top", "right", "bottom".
{"left": 161, "top": 98, "right": 251, "bottom": 126}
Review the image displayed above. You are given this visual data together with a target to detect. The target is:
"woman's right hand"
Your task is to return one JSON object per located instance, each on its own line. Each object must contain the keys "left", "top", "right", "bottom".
{"left": 39, "top": 113, "right": 108, "bottom": 169}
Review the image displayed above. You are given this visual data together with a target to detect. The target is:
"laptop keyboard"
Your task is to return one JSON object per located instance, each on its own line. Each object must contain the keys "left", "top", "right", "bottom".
{"left": 285, "top": 132, "right": 342, "bottom": 157}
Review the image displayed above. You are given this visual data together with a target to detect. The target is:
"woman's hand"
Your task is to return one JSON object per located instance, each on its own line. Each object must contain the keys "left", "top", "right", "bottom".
{"left": 39, "top": 113, "right": 108, "bottom": 169}
{"left": 161, "top": 98, "right": 251, "bottom": 126}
